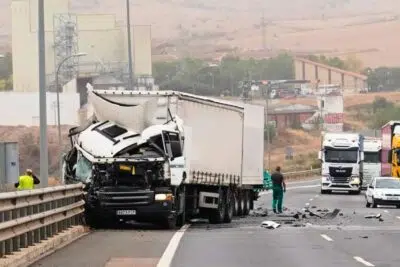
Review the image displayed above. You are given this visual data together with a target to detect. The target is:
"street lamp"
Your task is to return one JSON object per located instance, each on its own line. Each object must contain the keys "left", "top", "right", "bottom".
{"left": 55, "top": 52, "right": 87, "bottom": 180}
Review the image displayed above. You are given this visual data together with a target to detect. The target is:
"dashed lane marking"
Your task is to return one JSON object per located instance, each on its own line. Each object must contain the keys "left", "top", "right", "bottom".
{"left": 353, "top": 256, "right": 375, "bottom": 266}
{"left": 320, "top": 234, "right": 333, "bottom": 242}
{"left": 157, "top": 224, "right": 190, "bottom": 267}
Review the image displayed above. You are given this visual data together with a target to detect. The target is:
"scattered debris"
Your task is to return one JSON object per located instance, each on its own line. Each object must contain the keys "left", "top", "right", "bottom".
{"left": 249, "top": 209, "right": 268, "bottom": 217}
{"left": 325, "top": 208, "right": 340, "bottom": 219}
{"left": 379, "top": 218, "right": 384, "bottom": 222}
{"left": 345, "top": 237, "right": 352, "bottom": 240}
{"left": 261, "top": 221, "right": 281, "bottom": 229}
{"left": 311, "top": 206, "right": 317, "bottom": 209}
{"left": 359, "top": 235, "right": 368, "bottom": 239}
{"left": 339, "top": 213, "right": 344, "bottom": 216}
{"left": 364, "top": 213, "right": 381, "bottom": 219}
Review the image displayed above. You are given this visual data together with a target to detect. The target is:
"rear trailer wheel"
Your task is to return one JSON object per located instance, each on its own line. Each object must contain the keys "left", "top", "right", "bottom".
{"left": 223, "top": 190, "right": 234, "bottom": 223}
{"left": 233, "top": 193, "right": 239, "bottom": 216}
{"left": 243, "top": 191, "right": 250, "bottom": 216}
{"left": 209, "top": 190, "right": 226, "bottom": 224}
{"left": 238, "top": 191, "right": 245, "bottom": 216}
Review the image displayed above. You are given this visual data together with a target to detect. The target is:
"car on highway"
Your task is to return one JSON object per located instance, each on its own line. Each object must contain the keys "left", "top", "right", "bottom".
{"left": 365, "top": 177, "right": 400, "bottom": 208}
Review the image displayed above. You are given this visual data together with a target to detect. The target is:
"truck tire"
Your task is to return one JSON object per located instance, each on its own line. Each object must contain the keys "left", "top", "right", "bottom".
{"left": 237, "top": 191, "right": 245, "bottom": 216}
{"left": 162, "top": 216, "right": 178, "bottom": 230}
{"left": 243, "top": 190, "right": 250, "bottom": 216}
{"left": 249, "top": 191, "right": 254, "bottom": 211}
{"left": 233, "top": 193, "right": 239, "bottom": 216}
{"left": 209, "top": 190, "right": 226, "bottom": 224}
{"left": 223, "top": 190, "right": 234, "bottom": 223}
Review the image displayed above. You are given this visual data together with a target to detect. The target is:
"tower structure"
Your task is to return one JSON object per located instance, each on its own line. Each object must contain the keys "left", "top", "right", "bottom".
{"left": 53, "top": 13, "right": 79, "bottom": 88}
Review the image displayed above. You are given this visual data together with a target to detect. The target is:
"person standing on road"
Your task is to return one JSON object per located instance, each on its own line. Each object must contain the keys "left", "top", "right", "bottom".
{"left": 14, "top": 169, "right": 40, "bottom": 190}
{"left": 271, "top": 166, "right": 286, "bottom": 213}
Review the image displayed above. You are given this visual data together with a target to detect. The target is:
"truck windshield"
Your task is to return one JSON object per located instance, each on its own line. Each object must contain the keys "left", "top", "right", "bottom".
{"left": 364, "top": 152, "right": 380, "bottom": 163}
{"left": 324, "top": 149, "right": 358, "bottom": 163}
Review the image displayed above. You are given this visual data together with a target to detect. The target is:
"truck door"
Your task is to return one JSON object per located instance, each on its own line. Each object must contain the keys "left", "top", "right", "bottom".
{"left": 161, "top": 131, "right": 183, "bottom": 160}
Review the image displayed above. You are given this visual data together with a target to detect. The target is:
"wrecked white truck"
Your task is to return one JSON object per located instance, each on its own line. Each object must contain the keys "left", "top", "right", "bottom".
{"left": 63, "top": 88, "right": 265, "bottom": 229}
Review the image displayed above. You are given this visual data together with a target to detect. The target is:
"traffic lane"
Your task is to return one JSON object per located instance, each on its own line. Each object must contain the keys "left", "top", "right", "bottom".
{"left": 257, "top": 178, "right": 320, "bottom": 210}
{"left": 31, "top": 226, "right": 175, "bottom": 267}
{"left": 171, "top": 227, "right": 362, "bottom": 267}
{"left": 324, "top": 229, "right": 400, "bottom": 267}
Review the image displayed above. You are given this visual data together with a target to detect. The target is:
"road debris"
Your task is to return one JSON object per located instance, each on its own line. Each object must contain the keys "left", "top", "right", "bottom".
{"left": 359, "top": 235, "right": 368, "bottom": 239}
{"left": 364, "top": 213, "right": 381, "bottom": 219}
{"left": 249, "top": 207, "right": 268, "bottom": 217}
{"left": 261, "top": 221, "right": 281, "bottom": 229}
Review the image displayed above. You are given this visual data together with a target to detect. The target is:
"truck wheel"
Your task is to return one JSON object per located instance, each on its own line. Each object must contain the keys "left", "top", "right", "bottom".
{"left": 209, "top": 190, "right": 226, "bottom": 224}
{"left": 223, "top": 190, "right": 234, "bottom": 223}
{"left": 243, "top": 191, "right": 250, "bottom": 216}
{"left": 162, "top": 216, "right": 178, "bottom": 230}
{"left": 249, "top": 191, "right": 254, "bottom": 211}
{"left": 233, "top": 193, "right": 239, "bottom": 216}
{"left": 237, "top": 191, "right": 245, "bottom": 216}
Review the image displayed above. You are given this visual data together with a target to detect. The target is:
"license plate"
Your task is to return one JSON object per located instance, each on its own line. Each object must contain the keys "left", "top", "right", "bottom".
{"left": 116, "top": 210, "right": 136, "bottom": 216}
{"left": 387, "top": 197, "right": 398, "bottom": 200}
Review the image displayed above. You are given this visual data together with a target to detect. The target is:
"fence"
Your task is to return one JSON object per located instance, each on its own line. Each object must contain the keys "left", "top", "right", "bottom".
{"left": 0, "top": 184, "right": 84, "bottom": 258}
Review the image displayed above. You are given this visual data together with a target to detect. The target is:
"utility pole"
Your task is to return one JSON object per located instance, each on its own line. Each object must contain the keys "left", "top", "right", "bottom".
{"left": 126, "top": 0, "right": 134, "bottom": 90}
{"left": 38, "top": 0, "right": 48, "bottom": 187}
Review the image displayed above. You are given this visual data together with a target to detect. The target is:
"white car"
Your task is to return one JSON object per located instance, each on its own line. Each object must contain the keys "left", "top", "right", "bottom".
{"left": 365, "top": 177, "right": 400, "bottom": 208}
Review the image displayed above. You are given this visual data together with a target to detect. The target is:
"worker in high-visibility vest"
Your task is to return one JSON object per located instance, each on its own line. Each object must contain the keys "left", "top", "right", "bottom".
{"left": 271, "top": 166, "right": 286, "bottom": 214}
{"left": 14, "top": 169, "right": 40, "bottom": 190}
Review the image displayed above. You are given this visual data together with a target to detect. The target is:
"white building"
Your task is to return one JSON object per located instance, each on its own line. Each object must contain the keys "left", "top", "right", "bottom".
{"left": 11, "top": 0, "right": 153, "bottom": 93}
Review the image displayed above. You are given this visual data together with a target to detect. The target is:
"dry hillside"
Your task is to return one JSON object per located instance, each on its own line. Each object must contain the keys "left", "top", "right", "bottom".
{"left": 0, "top": 0, "right": 400, "bottom": 66}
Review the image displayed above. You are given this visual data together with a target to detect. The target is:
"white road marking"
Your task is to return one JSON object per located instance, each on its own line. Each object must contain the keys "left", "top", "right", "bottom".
{"left": 384, "top": 210, "right": 389, "bottom": 213}
{"left": 157, "top": 224, "right": 190, "bottom": 267}
{"left": 353, "top": 256, "right": 375, "bottom": 266}
{"left": 320, "top": 234, "right": 333, "bottom": 242}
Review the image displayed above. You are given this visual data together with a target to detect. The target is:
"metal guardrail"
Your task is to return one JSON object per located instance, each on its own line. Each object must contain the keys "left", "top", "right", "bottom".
{"left": 0, "top": 184, "right": 84, "bottom": 258}
{"left": 283, "top": 168, "right": 321, "bottom": 179}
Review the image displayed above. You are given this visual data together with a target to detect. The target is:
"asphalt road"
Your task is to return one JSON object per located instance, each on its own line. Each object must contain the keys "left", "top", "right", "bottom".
{"left": 31, "top": 178, "right": 400, "bottom": 267}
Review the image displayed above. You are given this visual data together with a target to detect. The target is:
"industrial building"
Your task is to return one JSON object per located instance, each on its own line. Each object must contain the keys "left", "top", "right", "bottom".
{"left": 294, "top": 57, "right": 367, "bottom": 93}
{"left": 11, "top": 0, "right": 153, "bottom": 93}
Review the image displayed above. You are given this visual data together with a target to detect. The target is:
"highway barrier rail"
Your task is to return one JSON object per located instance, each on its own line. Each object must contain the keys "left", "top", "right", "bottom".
{"left": 0, "top": 184, "right": 84, "bottom": 258}
{"left": 283, "top": 168, "right": 321, "bottom": 179}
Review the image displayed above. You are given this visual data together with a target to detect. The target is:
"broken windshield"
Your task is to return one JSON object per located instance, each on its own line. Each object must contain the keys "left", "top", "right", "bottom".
{"left": 74, "top": 152, "right": 93, "bottom": 182}
{"left": 324, "top": 149, "right": 358, "bottom": 163}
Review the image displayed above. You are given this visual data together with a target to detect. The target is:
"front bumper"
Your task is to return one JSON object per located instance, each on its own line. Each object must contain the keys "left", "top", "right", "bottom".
{"left": 86, "top": 201, "right": 175, "bottom": 222}
{"left": 321, "top": 181, "right": 360, "bottom": 191}
{"left": 373, "top": 198, "right": 400, "bottom": 206}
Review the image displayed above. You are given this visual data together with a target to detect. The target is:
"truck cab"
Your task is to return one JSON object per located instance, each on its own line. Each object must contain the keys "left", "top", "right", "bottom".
{"left": 362, "top": 137, "right": 381, "bottom": 188}
{"left": 381, "top": 121, "right": 400, "bottom": 178}
{"left": 319, "top": 132, "right": 364, "bottom": 194}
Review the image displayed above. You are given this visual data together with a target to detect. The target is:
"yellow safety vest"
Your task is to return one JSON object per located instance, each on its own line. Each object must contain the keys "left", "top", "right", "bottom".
{"left": 17, "top": 175, "right": 34, "bottom": 190}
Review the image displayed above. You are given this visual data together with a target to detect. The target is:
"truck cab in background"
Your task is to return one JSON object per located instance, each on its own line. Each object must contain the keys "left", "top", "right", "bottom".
{"left": 361, "top": 137, "right": 381, "bottom": 189}
{"left": 319, "top": 132, "right": 364, "bottom": 194}
{"left": 381, "top": 121, "right": 400, "bottom": 177}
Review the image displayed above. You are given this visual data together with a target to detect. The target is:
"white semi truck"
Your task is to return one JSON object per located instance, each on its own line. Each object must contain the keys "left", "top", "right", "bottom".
{"left": 319, "top": 132, "right": 364, "bottom": 194}
{"left": 361, "top": 137, "right": 382, "bottom": 189}
{"left": 63, "top": 88, "right": 265, "bottom": 228}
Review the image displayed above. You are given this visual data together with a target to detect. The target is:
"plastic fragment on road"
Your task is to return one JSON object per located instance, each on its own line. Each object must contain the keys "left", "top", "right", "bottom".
{"left": 261, "top": 220, "right": 281, "bottom": 229}
{"left": 364, "top": 213, "right": 381, "bottom": 219}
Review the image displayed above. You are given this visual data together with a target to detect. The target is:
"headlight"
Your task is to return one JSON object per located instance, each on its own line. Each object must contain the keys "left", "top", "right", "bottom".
{"left": 374, "top": 192, "right": 383, "bottom": 198}
{"left": 351, "top": 177, "right": 360, "bottom": 184}
{"left": 155, "top": 193, "right": 173, "bottom": 201}
{"left": 322, "top": 175, "right": 331, "bottom": 181}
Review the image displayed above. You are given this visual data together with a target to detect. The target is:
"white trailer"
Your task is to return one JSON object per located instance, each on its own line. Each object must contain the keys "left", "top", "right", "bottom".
{"left": 63, "top": 88, "right": 264, "bottom": 228}
{"left": 362, "top": 137, "right": 381, "bottom": 188}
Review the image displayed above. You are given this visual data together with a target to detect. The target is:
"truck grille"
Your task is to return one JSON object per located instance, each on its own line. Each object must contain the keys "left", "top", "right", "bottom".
{"left": 97, "top": 187, "right": 154, "bottom": 207}
{"left": 329, "top": 167, "right": 352, "bottom": 178}
{"left": 332, "top": 177, "right": 351, "bottom": 183}
{"left": 385, "top": 194, "right": 400, "bottom": 197}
